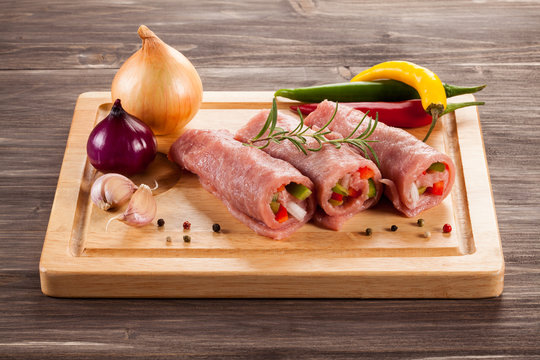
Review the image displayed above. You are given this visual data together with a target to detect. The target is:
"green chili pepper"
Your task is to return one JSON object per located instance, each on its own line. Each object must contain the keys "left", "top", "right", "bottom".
{"left": 274, "top": 80, "right": 485, "bottom": 104}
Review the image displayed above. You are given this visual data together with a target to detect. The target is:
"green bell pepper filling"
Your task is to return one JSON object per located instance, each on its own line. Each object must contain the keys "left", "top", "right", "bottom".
{"left": 328, "top": 198, "right": 344, "bottom": 206}
{"left": 286, "top": 183, "right": 312, "bottom": 201}
{"left": 367, "top": 179, "right": 376, "bottom": 198}
{"left": 427, "top": 162, "right": 445, "bottom": 172}
{"left": 270, "top": 200, "right": 280, "bottom": 214}
{"left": 331, "top": 182, "right": 349, "bottom": 196}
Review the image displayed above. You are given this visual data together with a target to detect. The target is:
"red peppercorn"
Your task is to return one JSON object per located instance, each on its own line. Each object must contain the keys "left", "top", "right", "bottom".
{"left": 183, "top": 221, "right": 191, "bottom": 230}
{"left": 443, "top": 224, "right": 452, "bottom": 233}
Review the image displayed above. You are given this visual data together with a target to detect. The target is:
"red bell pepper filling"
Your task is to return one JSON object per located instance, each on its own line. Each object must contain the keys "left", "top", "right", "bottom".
{"left": 358, "top": 166, "right": 375, "bottom": 180}
{"left": 348, "top": 187, "right": 361, "bottom": 198}
{"left": 331, "top": 192, "right": 343, "bottom": 201}
{"left": 427, "top": 181, "right": 444, "bottom": 195}
{"left": 275, "top": 203, "right": 288, "bottom": 223}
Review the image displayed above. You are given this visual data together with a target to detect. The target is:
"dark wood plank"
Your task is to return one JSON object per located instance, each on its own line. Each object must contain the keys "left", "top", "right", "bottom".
{"left": 1, "top": 272, "right": 540, "bottom": 358}
{"left": 1, "top": 0, "right": 539, "bottom": 358}
{"left": 1, "top": 1, "right": 539, "bottom": 70}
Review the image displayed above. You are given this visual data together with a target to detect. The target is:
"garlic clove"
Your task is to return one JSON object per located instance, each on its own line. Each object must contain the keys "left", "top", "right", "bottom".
{"left": 91, "top": 173, "right": 138, "bottom": 210}
{"left": 103, "top": 174, "right": 138, "bottom": 209}
{"left": 91, "top": 174, "right": 111, "bottom": 210}
{"left": 107, "top": 184, "right": 157, "bottom": 229}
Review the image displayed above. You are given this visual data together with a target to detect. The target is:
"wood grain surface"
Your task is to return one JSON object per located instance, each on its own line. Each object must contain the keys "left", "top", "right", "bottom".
{"left": 1, "top": 0, "right": 539, "bottom": 358}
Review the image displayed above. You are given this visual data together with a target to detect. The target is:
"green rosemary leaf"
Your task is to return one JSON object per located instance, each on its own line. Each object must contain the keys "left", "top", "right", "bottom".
{"left": 364, "top": 113, "right": 378, "bottom": 139}
{"left": 292, "top": 109, "right": 305, "bottom": 134}
{"left": 284, "top": 136, "right": 307, "bottom": 155}
{"left": 307, "top": 136, "right": 324, "bottom": 152}
{"left": 267, "top": 97, "right": 278, "bottom": 136}
{"left": 317, "top": 101, "right": 339, "bottom": 134}
{"left": 272, "top": 129, "right": 288, "bottom": 137}
{"left": 364, "top": 142, "right": 380, "bottom": 167}
{"left": 251, "top": 105, "right": 273, "bottom": 142}
{"left": 352, "top": 110, "right": 371, "bottom": 139}
{"left": 257, "top": 140, "right": 271, "bottom": 150}
{"left": 298, "top": 116, "right": 311, "bottom": 136}
{"left": 297, "top": 135, "right": 307, "bottom": 144}
{"left": 246, "top": 99, "right": 379, "bottom": 159}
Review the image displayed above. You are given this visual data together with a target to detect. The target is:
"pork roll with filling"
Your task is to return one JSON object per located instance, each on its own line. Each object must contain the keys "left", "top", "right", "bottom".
{"left": 235, "top": 109, "right": 382, "bottom": 230}
{"left": 168, "top": 129, "right": 316, "bottom": 239}
{"left": 304, "top": 100, "right": 455, "bottom": 217}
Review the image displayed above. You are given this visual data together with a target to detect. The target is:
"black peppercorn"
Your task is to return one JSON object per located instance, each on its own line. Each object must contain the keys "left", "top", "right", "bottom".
{"left": 183, "top": 235, "right": 191, "bottom": 243}
{"left": 365, "top": 228, "right": 372, "bottom": 236}
{"left": 391, "top": 225, "right": 398, "bottom": 232}
{"left": 212, "top": 223, "right": 221, "bottom": 233}
{"left": 157, "top": 218, "right": 165, "bottom": 227}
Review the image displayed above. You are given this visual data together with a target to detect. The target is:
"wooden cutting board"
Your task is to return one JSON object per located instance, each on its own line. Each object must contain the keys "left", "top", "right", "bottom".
{"left": 39, "top": 91, "right": 504, "bottom": 298}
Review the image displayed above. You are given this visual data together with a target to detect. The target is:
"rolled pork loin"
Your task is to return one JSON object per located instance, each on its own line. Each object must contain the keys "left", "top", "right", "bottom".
{"left": 235, "top": 109, "right": 382, "bottom": 230}
{"left": 168, "top": 129, "right": 316, "bottom": 239}
{"left": 304, "top": 100, "right": 455, "bottom": 217}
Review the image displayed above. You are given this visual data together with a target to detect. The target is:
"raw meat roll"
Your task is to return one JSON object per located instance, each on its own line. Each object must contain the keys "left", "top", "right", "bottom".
{"left": 304, "top": 100, "right": 455, "bottom": 217}
{"left": 168, "top": 129, "right": 316, "bottom": 239}
{"left": 235, "top": 109, "right": 382, "bottom": 230}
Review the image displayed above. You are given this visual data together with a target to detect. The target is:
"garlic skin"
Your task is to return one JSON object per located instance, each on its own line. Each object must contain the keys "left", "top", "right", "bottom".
{"left": 91, "top": 173, "right": 138, "bottom": 210}
{"left": 111, "top": 25, "right": 203, "bottom": 135}
{"left": 107, "top": 184, "right": 157, "bottom": 229}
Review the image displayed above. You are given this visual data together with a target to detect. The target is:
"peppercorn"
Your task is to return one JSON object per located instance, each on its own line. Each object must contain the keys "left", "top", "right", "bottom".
{"left": 424, "top": 231, "right": 431, "bottom": 239}
{"left": 166, "top": 236, "right": 172, "bottom": 243}
{"left": 183, "top": 221, "right": 191, "bottom": 230}
{"left": 365, "top": 228, "right": 372, "bottom": 236}
{"left": 417, "top": 219, "right": 425, "bottom": 227}
{"left": 183, "top": 235, "right": 191, "bottom": 243}
{"left": 212, "top": 223, "right": 221, "bottom": 233}
{"left": 157, "top": 218, "right": 165, "bottom": 227}
{"left": 443, "top": 224, "right": 452, "bottom": 233}
{"left": 391, "top": 225, "right": 398, "bottom": 232}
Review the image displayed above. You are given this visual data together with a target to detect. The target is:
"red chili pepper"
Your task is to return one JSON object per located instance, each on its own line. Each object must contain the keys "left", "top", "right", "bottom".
{"left": 331, "top": 192, "right": 344, "bottom": 201}
{"left": 291, "top": 100, "right": 431, "bottom": 128}
{"left": 275, "top": 204, "right": 288, "bottom": 223}
{"left": 428, "top": 181, "right": 445, "bottom": 195}
{"left": 358, "top": 166, "right": 375, "bottom": 180}
{"left": 277, "top": 184, "right": 286, "bottom": 192}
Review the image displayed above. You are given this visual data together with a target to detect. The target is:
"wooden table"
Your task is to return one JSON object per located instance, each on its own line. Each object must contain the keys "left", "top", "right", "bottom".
{"left": 1, "top": 1, "right": 539, "bottom": 358}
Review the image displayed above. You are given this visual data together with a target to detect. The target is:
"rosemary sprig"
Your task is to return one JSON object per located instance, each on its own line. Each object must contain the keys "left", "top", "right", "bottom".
{"left": 245, "top": 98, "right": 379, "bottom": 166}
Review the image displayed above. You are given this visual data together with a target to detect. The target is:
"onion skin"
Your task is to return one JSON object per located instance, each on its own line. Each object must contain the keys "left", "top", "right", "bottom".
{"left": 87, "top": 99, "right": 157, "bottom": 176}
{"left": 111, "top": 25, "right": 203, "bottom": 135}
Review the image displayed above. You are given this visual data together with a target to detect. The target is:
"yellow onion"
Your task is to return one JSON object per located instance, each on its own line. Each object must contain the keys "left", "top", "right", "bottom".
{"left": 111, "top": 25, "right": 203, "bottom": 135}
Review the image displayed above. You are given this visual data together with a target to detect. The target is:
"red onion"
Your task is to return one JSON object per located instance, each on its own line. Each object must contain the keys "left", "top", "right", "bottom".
{"left": 87, "top": 99, "right": 157, "bottom": 175}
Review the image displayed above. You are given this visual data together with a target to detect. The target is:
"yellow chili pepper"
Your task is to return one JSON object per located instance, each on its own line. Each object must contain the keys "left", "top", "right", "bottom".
{"left": 351, "top": 61, "right": 447, "bottom": 141}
